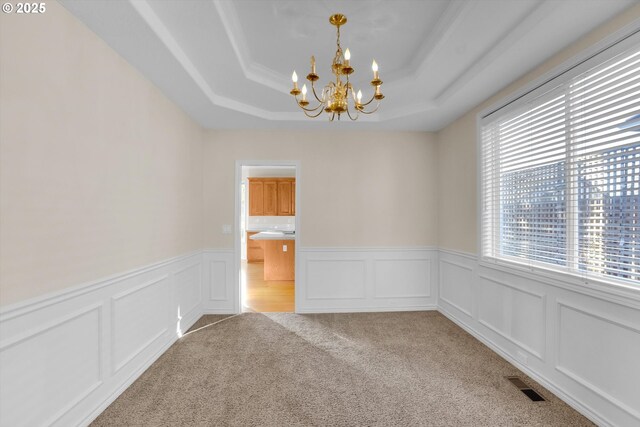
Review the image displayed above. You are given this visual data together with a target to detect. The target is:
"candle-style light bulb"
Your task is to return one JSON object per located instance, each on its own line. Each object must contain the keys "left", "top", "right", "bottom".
{"left": 302, "top": 84, "right": 307, "bottom": 101}
{"left": 357, "top": 90, "right": 362, "bottom": 103}
{"left": 372, "top": 60, "right": 379, "bottom": 79}
{"left": 344, "top": 48, "right": 351, "bottom": 66}
{"left": 292, "top": 71, "right": 298, "bottom": 83}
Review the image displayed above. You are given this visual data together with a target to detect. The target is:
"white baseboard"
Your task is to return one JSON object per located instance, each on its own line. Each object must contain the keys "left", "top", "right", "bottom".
{"left": 3, "top": 246, "right": 638, "bottom": 427}
{"left": 0, "top": 252, "right": 205, "bottom": 427}
{"left": 296, "top": 305, "right": 438, "bottom": 314}
{"left": 437, "top": 249, "right": 640, "bottom": 427}
{"left": 201, "top": 309, "right": 237, "bottom": 315}
{"left": 77, "top": 311, "right": 200, "bottom": 427}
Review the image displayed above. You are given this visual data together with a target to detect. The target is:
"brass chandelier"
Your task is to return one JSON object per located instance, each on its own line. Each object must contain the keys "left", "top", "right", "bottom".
{"left": 289, "top": 13, "right": 384, "bottom": 121}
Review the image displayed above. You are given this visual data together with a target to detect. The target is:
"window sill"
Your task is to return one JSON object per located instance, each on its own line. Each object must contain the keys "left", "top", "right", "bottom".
{"left": 478, "top": 256, "right": 640, "bottom": 308}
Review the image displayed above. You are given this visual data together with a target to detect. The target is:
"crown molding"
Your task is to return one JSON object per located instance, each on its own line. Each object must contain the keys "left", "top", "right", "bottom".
{"left": 434, "top": 0, "right": 557, "bottom": 103}
{"left": 404, "top": 0, "right": 472, "bottom": 83}
{"left": 128, "top": 0, "right": 301, "bottom": 121}
{"left": 212, "top": 0, "right": 291, "bottom": 95}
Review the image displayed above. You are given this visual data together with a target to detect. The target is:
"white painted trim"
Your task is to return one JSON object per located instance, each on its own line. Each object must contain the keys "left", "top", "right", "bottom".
{"left": 173, "top": 262, "right": 203, "bottom": 317}
{"left": 474, "top": 20, "right": 640, "bottom": 307}
{"left": 0, "top": 250, "right": 202, "bottom": 319}
{"left": 438, "top": 247, "right": 477, "bottom": 260}
{"left": 110, "top": 275, "right": 169, "bottom": 374}
{"left": 437, "top": 258, "right": 473, "bottom": 317}
{"left": 0, "top": 303, "right": 102, "bottom": 351}
{"left": 234, "top": 160, "right": 301, "bottom": 314}
{"left": 435, "top": 0, "right": 560, "bottom": 104}
{"left": 479, "top": 258, "right": 640, "bottom": 308}
{"left": 299, "top": 247, "right": 438, "bottom": 312}
{"left": 201, "top": 308, "right": 237, "bottom": 315}
{"left": 555, "top": 300, "right": 640, "bottom": 421}
{"left": 77, "top": 312, "right": 200, "bottom": 427}
{"left": 3, "top": 245, "right": 638, "bottom": 426}
{"left": 202, "top": 248, "right": 235, "bottom": 254}
{"left": 438, "top": 249, "right": 640, "bottom": 427}
{"left": 129, "top": 0, "right": 300, "bottom": 122}
{"left": 477, "top": 274, "right": 547, "bottom": 360}
{"left": 296, "top": 305, "right": 439, "bottom": 314}
{"left": 0, "top": 250, "right": 204, "bottom": 427}
{"left": 478, "top": 18, "right": 640, "bottom": 120}
{"left": 212, "top": 0, "right": 290, "bottom": 94}
{"left": 437, "top": 305, "right": 613, "bottom": 427}
{"left": 299, "top": 246, "right": 437, "bottom": 253}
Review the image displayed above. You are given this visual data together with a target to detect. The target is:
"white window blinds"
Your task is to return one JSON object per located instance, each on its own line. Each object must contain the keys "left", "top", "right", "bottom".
{"left": 481, "top": 39, "right": 640, "bottom": 285}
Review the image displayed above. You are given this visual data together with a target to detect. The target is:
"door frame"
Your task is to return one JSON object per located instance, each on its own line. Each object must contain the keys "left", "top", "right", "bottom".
{"left": 234, "top": 160, "right": 300, "bottom": 313}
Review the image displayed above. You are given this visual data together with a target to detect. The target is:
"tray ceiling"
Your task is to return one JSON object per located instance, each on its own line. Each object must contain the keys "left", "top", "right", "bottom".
{"left": 59, "top": 0, "right": 636, "bottom": 131}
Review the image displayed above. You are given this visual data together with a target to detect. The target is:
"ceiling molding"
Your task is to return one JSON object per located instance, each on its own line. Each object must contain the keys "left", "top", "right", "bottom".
{"left": 434, "top": 0, "right": 558, "bottom": 104}
{"left": 212, "top": 0, "right": 291, "bottom": 95}
{"left": 377, "top": 99, "right": 437, "bottom": 122}
{"left": 60, "top": 0, "right": 635, "bottom": 130}
{"left": 129, "top": 0, "right": 303, "bottom": 121}
{"left": 405, "top": 0, "right": 472, "bottom": 82}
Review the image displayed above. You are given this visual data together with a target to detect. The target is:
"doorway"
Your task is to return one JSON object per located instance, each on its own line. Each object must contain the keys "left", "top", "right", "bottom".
{"left": 235, "top": 161, "right": 299, "bottom": 313}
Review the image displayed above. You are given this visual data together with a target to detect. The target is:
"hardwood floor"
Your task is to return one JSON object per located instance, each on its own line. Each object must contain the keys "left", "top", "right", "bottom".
{"left": 242, "top": 261, "right": 294, "bottom": 312}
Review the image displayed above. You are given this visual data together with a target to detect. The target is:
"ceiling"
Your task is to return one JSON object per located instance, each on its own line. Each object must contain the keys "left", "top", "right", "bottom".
{"left": 59, "top": 0, "right": 636, "bottom": 131}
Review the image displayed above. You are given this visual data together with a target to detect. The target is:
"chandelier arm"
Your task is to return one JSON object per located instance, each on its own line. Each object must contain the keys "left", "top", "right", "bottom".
{"left": 299, "top": 103, "right": 325, "bottom": 112}
{"left": 358, "top": 102, "right": 381, "bottom": 115}
{"left": 330, "top": 113, "right": 336, "bottom": 121}
{"left": 346, "top": 105, "right": 359, "bottom": 121}
{"left": 294, "top": 96, "right": 325, "bottom": 112}
{"left": 309, "top": 81, "right": 325, "bottom": 104}
{"left": 302, "top": 108, "right": 325, "bottom": 118}
{"left": 360, "top": 93, "right": 377, "bottom": 107}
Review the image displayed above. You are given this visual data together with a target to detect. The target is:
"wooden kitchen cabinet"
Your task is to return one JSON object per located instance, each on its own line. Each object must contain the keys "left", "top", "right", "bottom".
{"left": 263, "top": 240, "right": 295, "bottom": 280}
{"left": 248, "top": 178, "right": 295, "bottom": 216}
{"left": 248, "top": 180, "right": 264, "bottom": 216}
{"left": 246, "top": 231, "right": 264, "bottom": 262}
{"left": 263, "top": 181, "right": 278, "bottom": 215}
{"left": 277, "top": 180, "right": 293, "bottom": 216}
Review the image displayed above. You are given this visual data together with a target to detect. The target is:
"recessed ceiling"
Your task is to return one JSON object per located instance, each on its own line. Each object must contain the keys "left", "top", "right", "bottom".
{"left": 60, "top": 0, "right": 636, "bottom": 131}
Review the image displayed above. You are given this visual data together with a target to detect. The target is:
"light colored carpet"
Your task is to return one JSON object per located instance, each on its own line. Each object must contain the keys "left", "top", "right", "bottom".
{"left": 91, "top": 312, "right": 593, "bottom": 426}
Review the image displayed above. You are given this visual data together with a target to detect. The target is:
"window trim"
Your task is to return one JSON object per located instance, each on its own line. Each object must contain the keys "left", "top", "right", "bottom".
{"left": 476, "top": 20, "right": 640, "bottom": 298}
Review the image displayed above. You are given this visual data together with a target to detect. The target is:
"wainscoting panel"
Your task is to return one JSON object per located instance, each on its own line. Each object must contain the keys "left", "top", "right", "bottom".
{"left": 201, "top": 250, "right": 235, "bottom": 314}
{"left": 556, "top": 300, "right": 640, "bottom": 421}
{"left": 174, "top": 263, "right": 202, "bottom": 322}
{"left": 0, "top": 251, "right": 203, "bottom": 427}
{"left": 3, "top": 246, "right": 639, "bottom": 427}
{"left": 438, "top": 252, "right": 474, "bottom": 317}
{"left": 0, "top": 305, "right": 102, "bottom": 427}
{"left": 477, "top": 275, "right": 545, "bottom": 359}
{"left": 298, "top": 248, "right": 438, "bottom": 312}
{"left": 306, "top": 259, "right": 367, "bottom": 300}
{"left": 111, "top": 275, "right": 169, "bottom": 374}
{"left": 374, "top": 259, "right": 431, "bottom": 299}
{"left": 437, "top": 248, "right": 640, "bottom": 427}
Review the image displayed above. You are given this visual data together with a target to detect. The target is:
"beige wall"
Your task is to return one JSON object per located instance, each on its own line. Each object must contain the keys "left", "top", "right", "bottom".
{"left": 0, "top": 2, "right": 204, "bottom": 305}
{"left": 436, "top": 3, "right": 640, "bottom": 254}
{"left": 5, "top": 1, "right": 636, "bottom": 306}
{"left": 203, "top": 130, "right": 438, "bottom": 248}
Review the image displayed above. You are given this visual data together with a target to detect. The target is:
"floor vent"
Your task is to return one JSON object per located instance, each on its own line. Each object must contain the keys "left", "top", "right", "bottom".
{"left": 506, "top": 376, "right": 546, "bottom": 402}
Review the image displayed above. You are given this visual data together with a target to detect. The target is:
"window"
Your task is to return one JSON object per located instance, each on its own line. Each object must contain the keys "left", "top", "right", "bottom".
{"left": 481, "top": 39, "right": 640, "bottom": 286}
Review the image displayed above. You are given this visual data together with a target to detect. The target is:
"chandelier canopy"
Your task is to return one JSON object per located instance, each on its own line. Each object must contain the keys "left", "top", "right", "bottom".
{"left": 289, "top": 14, "right": 384, "bottom": 121}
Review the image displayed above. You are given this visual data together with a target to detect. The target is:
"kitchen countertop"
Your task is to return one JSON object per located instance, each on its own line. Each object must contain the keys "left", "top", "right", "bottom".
{"left": 249, "top": 231, "right": 295, "bottom": 240}
{"left": 246, "top": 227, "right": 294, "bottom": 232}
